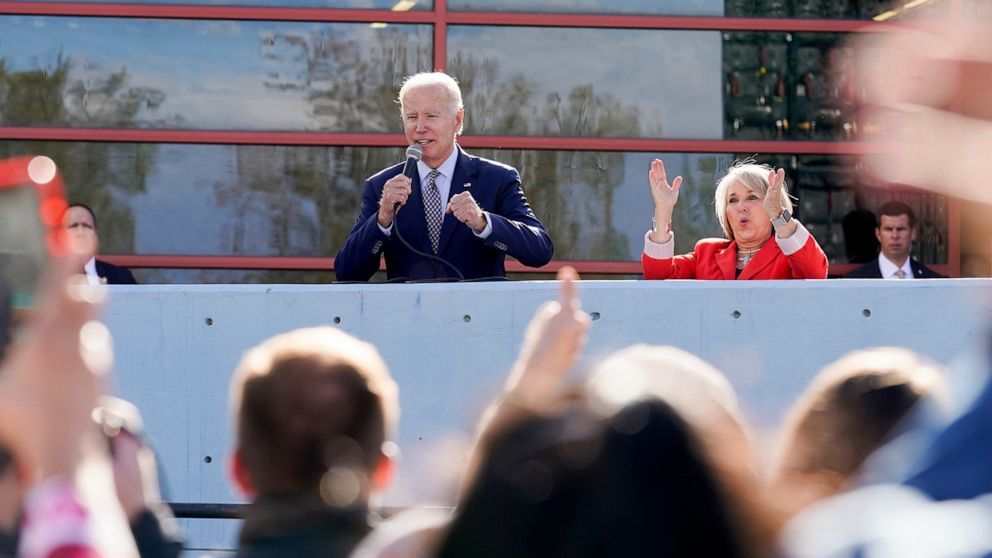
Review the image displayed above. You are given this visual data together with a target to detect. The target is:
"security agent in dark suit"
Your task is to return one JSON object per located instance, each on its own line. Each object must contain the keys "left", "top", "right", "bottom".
{"left": 62, "top": 203, "right": 138, "bottom": 285}
{"left": 335, "top": 72, "right": 553, "bottom": 282}
{"left": 845, "top": 201, "right": 941, "bottom": 279}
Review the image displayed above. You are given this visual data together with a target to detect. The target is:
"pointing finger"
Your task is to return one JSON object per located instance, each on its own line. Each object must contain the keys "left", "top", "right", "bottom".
{"left": 557, "top": 266, "right": 580, "bottom": 311}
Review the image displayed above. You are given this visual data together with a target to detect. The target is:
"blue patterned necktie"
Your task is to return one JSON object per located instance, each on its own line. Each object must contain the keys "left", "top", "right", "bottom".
{"left": 423, "top": 169, "right": 443, "bottom": 254}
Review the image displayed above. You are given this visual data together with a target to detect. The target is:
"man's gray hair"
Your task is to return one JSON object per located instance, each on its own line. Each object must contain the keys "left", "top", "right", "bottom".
{"left": 397, "top": 72, "right": 465, "bottom": 133}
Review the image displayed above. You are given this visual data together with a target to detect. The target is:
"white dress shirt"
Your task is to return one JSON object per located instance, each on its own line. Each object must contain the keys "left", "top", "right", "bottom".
{"left": 878, "top": 253, "right": 915, "bottom": 279}
{"left": 380, "top": 147, "right": 492, "bottom": 239}
{"left": 82, "top": 257, "right": 103, "bottom": 285}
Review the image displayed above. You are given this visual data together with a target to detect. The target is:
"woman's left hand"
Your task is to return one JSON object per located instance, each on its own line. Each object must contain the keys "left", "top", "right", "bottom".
{"left": 763, "top": 167, "right": 787, "bottom": 221}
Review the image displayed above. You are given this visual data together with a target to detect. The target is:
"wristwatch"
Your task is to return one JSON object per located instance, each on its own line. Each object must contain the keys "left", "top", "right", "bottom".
{"left": 651, "top": 217, "right": 672, "bottom": 234}
{"left": 771, "top": 209, "right": 792, "bottom": 227}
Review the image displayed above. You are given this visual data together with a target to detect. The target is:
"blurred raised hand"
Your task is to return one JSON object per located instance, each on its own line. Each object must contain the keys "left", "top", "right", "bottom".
{"left": 0, "top": 256, "right": 109, "bottom": 481}
{"left": 854, "top": 20, "right": 992, "bottom": 203}
{"left": 504, "top": 266, "right": 592, "bottom": 408}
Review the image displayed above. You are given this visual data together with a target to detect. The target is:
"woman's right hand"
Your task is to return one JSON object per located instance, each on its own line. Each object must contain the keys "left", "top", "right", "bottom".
{"left": 648, "top": 159, "right": 682, "bottom": 243}
{"left": 648, "top": 159, "right": 683, "bottom": 214}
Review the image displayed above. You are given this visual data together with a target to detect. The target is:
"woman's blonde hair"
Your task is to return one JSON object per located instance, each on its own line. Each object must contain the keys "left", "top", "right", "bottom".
{"left": 714, "top": 159, "right": 793, "bottom": 240}
{"left": 770, "top": 347, "right": 944, "bottom": 521}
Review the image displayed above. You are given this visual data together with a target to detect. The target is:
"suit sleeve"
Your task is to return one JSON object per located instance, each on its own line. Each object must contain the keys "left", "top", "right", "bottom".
{"left": 776, "top": 222, "right": 829, "bottom": 279}
{"left": 641, "top": 232, "right": 698, "bottom": 279}
{"left": 482, "top": 168, "right": 553, "bottom": 268}
{"left": 334, "top": 179, "right": 389, "bottom": 282}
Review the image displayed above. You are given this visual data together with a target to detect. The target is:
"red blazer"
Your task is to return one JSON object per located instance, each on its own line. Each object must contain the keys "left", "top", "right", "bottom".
{"left": 642, "top": 235, "right": 828, "bottom": 280}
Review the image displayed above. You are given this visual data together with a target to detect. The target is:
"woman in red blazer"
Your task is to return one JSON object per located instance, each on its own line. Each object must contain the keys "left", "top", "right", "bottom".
{"left": 642, "top": 159, "right": 828, "bottom": 280}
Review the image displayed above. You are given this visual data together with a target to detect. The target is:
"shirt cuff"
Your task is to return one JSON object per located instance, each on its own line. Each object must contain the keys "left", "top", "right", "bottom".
{"left": 377, "top": 221, "right": 392, "bottom": 237}
{"left": 775, "top": 220, "right": 810, "bottom": 256}
{"left": 21, "top": 476, "right": 93, "bottom": 558}
{"left": 473, "top": 212, "right": 493, "bottom": 239}
{"left": 643, "top": 230, "right": 675, "bottom": 260}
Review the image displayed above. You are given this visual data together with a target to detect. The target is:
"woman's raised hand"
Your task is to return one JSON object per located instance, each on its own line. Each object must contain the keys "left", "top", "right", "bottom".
{"left": 764, "top": 167, "right": 797, "bottom": 237}
{"left": 649, "top": 159, "right": 683, "bottom": 213}
{"left": 763, "top": 167, "right": 787, "bottom": 220}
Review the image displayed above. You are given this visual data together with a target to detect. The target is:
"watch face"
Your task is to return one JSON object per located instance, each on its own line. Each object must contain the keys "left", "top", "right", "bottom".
{"left": 773, "top": 210, "right": 791, "bottom": 226}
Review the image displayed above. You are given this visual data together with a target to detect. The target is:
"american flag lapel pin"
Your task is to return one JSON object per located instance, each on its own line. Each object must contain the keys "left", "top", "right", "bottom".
{"left": 463, "top": 182, "right": 471, "bottom": 189}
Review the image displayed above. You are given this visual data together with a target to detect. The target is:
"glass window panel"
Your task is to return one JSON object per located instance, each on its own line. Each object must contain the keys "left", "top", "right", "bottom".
{"left": 0, "top": 16, "right": 431, "bottom": 131}
{"left": 474, "top": 150, "right": 730, "bottom": 260}
{"left": 723, "top": 32, "right": 862, "bottom": 140}
{"left": 448, "top": 26, "right": 723, "bottom": 139}
{"left": 0, "top": 141, "right": 406, "bottom": 258}
{"left": 726, "top": 0, "right": 877, "bottom": 19}
{"left": 726, "top": 0, "right": 951, "bottom": 19}
{"left": 873, "top": 0, "right": 953, "bottom": 21}
{"left": 12, "top": 0, "right": 431, "bottom": 8}
{"left": 448, "top": 0, "right": 722, "bottom": 16}
{"left": 0, "top": 142, "right": 949, "bottom": 275}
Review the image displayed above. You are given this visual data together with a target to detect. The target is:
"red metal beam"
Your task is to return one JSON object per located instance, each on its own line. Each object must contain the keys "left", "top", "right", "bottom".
{"left": 444, "top": 13, "right": 877, "bottom": 33}
{"left": 433, "top": 0, "right": 447, "bottom": 71}
{"left": 457, "top": 136, "right": 886, "bottom": 155}
{"left": 100, "top": 254, "right": 950, "bottom": 278}
{"left": 0, "top": 3, "right": 882, "bottom": 33}
{"left": 105, "top": 255, "right": 330, "bottom": 270}
{"left": 100, "top": 254, "right": 644, "bottom": 274}
{"left": 0, "top": 127, "right": 892, "bottom": 155}
{"left": 0, "top": 128, "right": 406, "bottom": 147}
{"left": 0, "top": 3, "right": 435, "bottom": 22}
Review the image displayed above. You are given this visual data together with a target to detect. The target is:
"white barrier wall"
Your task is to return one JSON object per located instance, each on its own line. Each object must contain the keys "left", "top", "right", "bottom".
{"left": 103, "top": 279, "right": 992, "bottom": 551}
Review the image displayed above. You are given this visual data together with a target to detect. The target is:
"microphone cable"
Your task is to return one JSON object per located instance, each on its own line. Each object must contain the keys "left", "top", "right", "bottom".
{"left": 391, "top": 203, "right": 465, "bottom": 281}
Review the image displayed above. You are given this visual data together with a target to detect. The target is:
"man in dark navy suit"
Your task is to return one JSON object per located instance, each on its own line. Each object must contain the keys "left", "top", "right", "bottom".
{"left": 62, "top": 203, "right": 138, "bottom": 285}
{"left": 335, "top": 72, "right": 553, "bottom": 282}
{"left": 845, "top": 201, "right": 941, "bottom": 279}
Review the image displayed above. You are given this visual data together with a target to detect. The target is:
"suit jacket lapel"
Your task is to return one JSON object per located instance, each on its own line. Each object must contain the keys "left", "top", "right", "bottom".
{"left": 871, "top": 260, "right": 882, "bottom": 278}
{"left": 717, "top": 241, "right": 738, "bottom": 280}
{"left": 738, "top": 240, "right": 778, "bottom": 280}
{"left": 437, "top": 147, "right": 477, "bottom": 255}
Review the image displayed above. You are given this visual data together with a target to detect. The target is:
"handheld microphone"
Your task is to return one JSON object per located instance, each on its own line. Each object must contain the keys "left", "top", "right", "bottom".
{"left": 403, "top": 144, "right": 423, "bottom": 179}
{"left": 396, "top": 145, "right": 424, "bottom": 213}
